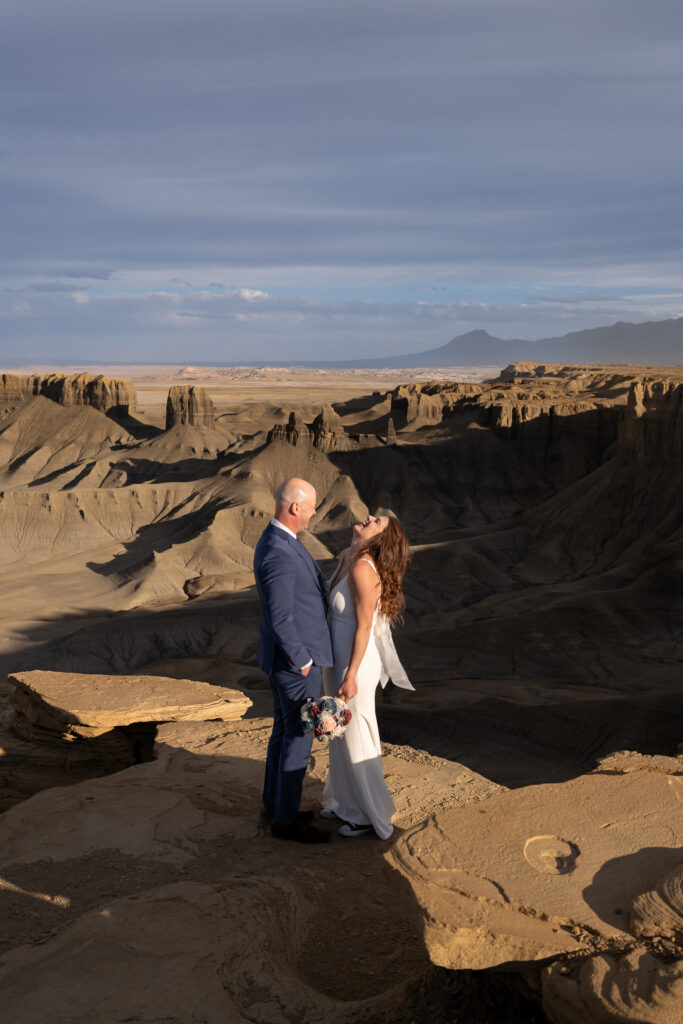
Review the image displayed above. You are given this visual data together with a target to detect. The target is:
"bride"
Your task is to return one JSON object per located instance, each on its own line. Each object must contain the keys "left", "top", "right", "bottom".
{"left": 321, "top": 513, "right": 413, "bottom": 839}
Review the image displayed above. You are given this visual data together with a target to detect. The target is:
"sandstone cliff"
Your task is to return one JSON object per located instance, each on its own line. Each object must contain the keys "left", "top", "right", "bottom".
{"left": 267, "top": 411, "right": 312, "bottom": 446}
{"left": 28, "top": 372, "right": 136, "bottom": 414}
{"left": 1, "top": 372, "right": 136, "bottom": 414}
{"left": 0, "top": 373, "right": 31, "bottom": 412}
{"left": 268, "top": 407, "right": 355, "bottom": 450}
{"left": 165, "top": 385, "right": 216, "bottom": 429}
{"left": 310, "top": 405, "right": 355, "bottom": 451}
{"left": 390, "top": 381, "right": 483, "bottom": 429}
{"left": 619, "top": 379, "right": 683, "bottom": 461}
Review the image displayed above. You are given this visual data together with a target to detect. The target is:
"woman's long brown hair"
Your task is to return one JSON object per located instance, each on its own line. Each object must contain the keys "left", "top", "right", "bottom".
{"left": 356, "top": 515, "right": 410, "bottom": 623}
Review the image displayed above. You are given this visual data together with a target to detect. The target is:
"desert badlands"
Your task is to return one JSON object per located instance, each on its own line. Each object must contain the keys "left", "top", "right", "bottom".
{"left": 0, "top": 362, "right": 681, "bottom": 1023}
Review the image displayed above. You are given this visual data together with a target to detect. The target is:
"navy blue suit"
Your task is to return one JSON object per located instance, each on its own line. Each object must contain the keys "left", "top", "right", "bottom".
{"left": 254, "top": 521, "right": 333, "bottom": 823}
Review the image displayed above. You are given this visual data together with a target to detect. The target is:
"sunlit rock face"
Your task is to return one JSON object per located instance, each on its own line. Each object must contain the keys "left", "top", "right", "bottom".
{"left": 619, "top": 379, "right": 683, "bottom": 461}
{"left": 165, "top": 385, "right": 216, "bottom": 429}
{"left": 0, "top": 374, "right": 31, "bottom": 412}
{"left": 0, "top": 670, "right": 252, "bottom": 808}
{"left": 387, "top": 772, "right": 683, "bottom": 971}
{"left": 28, "top": 372, "right": 137, "bottom": 415}
{"left": 267, "top": 407, "right": 355, "bottom": 451}
{"left": 1, "top": 372, "right": 137, "bottom": 416}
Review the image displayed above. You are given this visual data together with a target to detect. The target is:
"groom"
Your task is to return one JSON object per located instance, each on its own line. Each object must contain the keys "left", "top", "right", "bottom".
{"left": 254, "top": 477, "right": 333, "bottom": 844}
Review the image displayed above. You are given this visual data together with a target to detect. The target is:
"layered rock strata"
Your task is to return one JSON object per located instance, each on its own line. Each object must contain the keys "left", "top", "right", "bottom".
{"left": 390, "top": 381, "right": 483, "bottom": 429}
{"left": 268, "top": 411, "right": 312, "bottom": 446}
{"left": 268, "top": 408, "right": 354, "bottom": 450}
{"left": 165, "top": 385, "right": 216, "bottom": 429}
{"left": 29, "top": 373, "right": 136, "bottom": 414}
{"left": 542, "top": 949, "right": 683, "bottom": 1024}
{"left": 310, "top": 405, "right": 355, "bottom": 451}
{"left": 0, "top": 373, "right": 30, "bottom": 412}
{"left": 0, "top": 372, "right": 136, "bottom": 414}
{"left": 4, "top": 671, "right": 251, "bottom": 795}
{"left": 619, "top": 379, "right": 683, "bottom": 460}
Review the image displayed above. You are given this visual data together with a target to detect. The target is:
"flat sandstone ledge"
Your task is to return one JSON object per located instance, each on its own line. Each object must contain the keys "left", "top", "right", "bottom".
{"left": 9, "top": 670, "right": 252, "bottom": 734}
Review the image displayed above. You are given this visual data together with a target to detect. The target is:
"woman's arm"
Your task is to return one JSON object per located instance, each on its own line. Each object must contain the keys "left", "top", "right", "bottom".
{"left": 338, "top": 559, "right": 381, "bottom": 701}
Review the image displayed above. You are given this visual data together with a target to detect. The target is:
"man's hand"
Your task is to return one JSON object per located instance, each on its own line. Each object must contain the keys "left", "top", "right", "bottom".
{"left": 338, "top": 673, "right": 358, "bottom": 701}
{"left": 300, "top": 662, "right": 312, "bottom": 677}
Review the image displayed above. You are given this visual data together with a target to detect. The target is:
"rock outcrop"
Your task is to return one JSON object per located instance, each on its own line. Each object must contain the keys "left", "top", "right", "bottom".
{"left": 268, "top": 407, "right": 354, "bottom": 450}
{"left": 165, "top": 385, "right": 216, "bottom": 429}
{"left": 388, "top": 772, "right": 683, "bottom": 972}
{"left": 390, "top": 381, "right": 483, "bottom": 429}
{"left": 0, "top": 373, "right": 31, "bottom": 412}
{"left": 310, "top": 405, "right": 354, "bottom": 451}
{"left": 28, "top": 373, "right": 136, "bottom": 414}
{"left": 267, "top": 411, "right": 312, "bottom": 446}
{"left": 619, "top": 379, "right": 683, "bottom": 461}
{"left": 542, "top": 949, "right": 683, "bottom": 1024}
{"left": 0, "top": 712, "right": 503, "bottom": 1024}
{"left": 0, "top": 372, "right": 136, "bottom": 414}
{"left": 3, "top": 671, "right": 251, "bottom": 800}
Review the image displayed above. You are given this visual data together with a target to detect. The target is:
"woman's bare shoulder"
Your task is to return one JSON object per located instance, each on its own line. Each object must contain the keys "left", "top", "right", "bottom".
{"left": 349, "top": 557, "right": 380, "bottom": 588}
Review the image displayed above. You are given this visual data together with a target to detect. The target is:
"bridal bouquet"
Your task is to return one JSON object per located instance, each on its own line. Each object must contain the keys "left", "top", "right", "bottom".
{"left": 301, "top": 696, "right": 352, "bottom": 741}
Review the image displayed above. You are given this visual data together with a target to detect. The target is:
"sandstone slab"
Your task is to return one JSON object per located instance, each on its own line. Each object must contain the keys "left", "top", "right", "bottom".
{"left": 3, "top": 671, "right": 252, "bottom": 800}
{"left": 10, "top": 670, "right": 252, "bottom": 733}
{"left": 0, "top": 878, "right": 394, "bottom": 1024}
{"left": 388, "top": 773, "right": 683, "bottom": 971}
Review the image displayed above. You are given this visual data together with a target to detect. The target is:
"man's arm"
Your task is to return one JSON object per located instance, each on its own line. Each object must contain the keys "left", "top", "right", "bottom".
{"left": 258, "top": 549, "right": 312, "bottom": 672}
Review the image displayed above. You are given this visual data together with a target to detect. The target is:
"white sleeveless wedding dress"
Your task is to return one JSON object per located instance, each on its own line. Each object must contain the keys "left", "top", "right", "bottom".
{"left": 321, "top": 558, "right": 413, "bottom": 839}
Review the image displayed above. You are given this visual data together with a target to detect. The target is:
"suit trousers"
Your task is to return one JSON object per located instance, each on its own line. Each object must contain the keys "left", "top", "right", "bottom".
{"left": 262, "top": 663, "right": 323, "bottom": 823}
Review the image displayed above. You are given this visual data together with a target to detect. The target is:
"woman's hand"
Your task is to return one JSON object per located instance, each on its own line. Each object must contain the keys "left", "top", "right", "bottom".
{"left": 338, "top": 672, "right": 358, "bottom": 701}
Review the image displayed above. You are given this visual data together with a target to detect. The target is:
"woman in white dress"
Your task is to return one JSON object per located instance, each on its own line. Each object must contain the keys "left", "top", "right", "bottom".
{"left": 321, "top": 513, "right": 413, "bottom": 839}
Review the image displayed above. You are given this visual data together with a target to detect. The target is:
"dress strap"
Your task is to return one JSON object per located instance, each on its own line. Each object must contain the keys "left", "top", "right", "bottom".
{"left": 359, "top": 556, "right": 380, "bottom": 578}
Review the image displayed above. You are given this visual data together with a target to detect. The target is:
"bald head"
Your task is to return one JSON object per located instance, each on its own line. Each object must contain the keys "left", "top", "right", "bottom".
{"left": 274, "top": 477, "right": 317, "bottom": 533}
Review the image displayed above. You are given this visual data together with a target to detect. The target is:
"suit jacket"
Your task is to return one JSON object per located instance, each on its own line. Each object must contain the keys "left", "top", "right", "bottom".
{"left": 253, "top": 522, "right": 333, "bottom": 675}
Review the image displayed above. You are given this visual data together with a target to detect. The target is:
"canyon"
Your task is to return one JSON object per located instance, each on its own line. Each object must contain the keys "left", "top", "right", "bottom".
{"left": 0, "top": 361, "right": 681, "bottom": 1023}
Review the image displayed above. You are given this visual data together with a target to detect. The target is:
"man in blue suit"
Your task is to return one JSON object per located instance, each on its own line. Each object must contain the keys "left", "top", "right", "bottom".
{"left": 254, "top": 477, "right": 333, "bottom": 843}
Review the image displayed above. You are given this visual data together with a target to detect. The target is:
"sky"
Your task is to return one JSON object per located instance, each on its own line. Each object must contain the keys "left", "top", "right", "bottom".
{"left": 2, "top": 0, "right": 683, "bottom": 363}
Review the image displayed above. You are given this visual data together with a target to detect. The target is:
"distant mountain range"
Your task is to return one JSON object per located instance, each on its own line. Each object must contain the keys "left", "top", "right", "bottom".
{"left": 3, "top": 317, "right": 681, "bottom": 371}
{"left": 318, "top": 317, "right": 683, "bottom": 368}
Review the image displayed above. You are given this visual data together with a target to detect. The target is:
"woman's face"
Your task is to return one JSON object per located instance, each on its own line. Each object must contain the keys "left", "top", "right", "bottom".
{"left": 352, "top": 514, "right": 389, "bottom": 542}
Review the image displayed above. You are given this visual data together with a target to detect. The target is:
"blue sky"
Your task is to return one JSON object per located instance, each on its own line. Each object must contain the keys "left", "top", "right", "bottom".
{"left": 2, "top": 0, "right": 683, "bottom": 362}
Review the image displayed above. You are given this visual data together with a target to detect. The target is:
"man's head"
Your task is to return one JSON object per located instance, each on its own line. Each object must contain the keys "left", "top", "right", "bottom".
{"left": 274, "top": 477, "right": 317, "bottom": 533}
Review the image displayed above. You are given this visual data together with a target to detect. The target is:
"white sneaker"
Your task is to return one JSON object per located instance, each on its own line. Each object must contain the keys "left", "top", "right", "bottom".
{"left": 319, "top": 808, "right": 340, "bottom": 819}
{"left": 338, "top": 822, "right": 373, "bottom": 837}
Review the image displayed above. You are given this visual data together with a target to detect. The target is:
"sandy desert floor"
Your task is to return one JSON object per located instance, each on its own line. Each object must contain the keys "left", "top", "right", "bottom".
{"left": 0, "top": 362, "right": 681, "bottom": 1023}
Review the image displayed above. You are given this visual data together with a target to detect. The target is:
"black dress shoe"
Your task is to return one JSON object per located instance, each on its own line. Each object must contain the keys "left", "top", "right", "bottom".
{"left": 260, "top": 808, "right": 315, "bottom": 826}
{"left": 271, "top": 819, "right": 331, "bottom": 844}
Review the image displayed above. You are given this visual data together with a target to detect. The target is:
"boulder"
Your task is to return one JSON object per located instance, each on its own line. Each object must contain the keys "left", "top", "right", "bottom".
{"left": 387, "top": 772, "right": 683, "bottom": 972}
{"left": 165, "top": 384, "right": 216, "bottom": 429}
